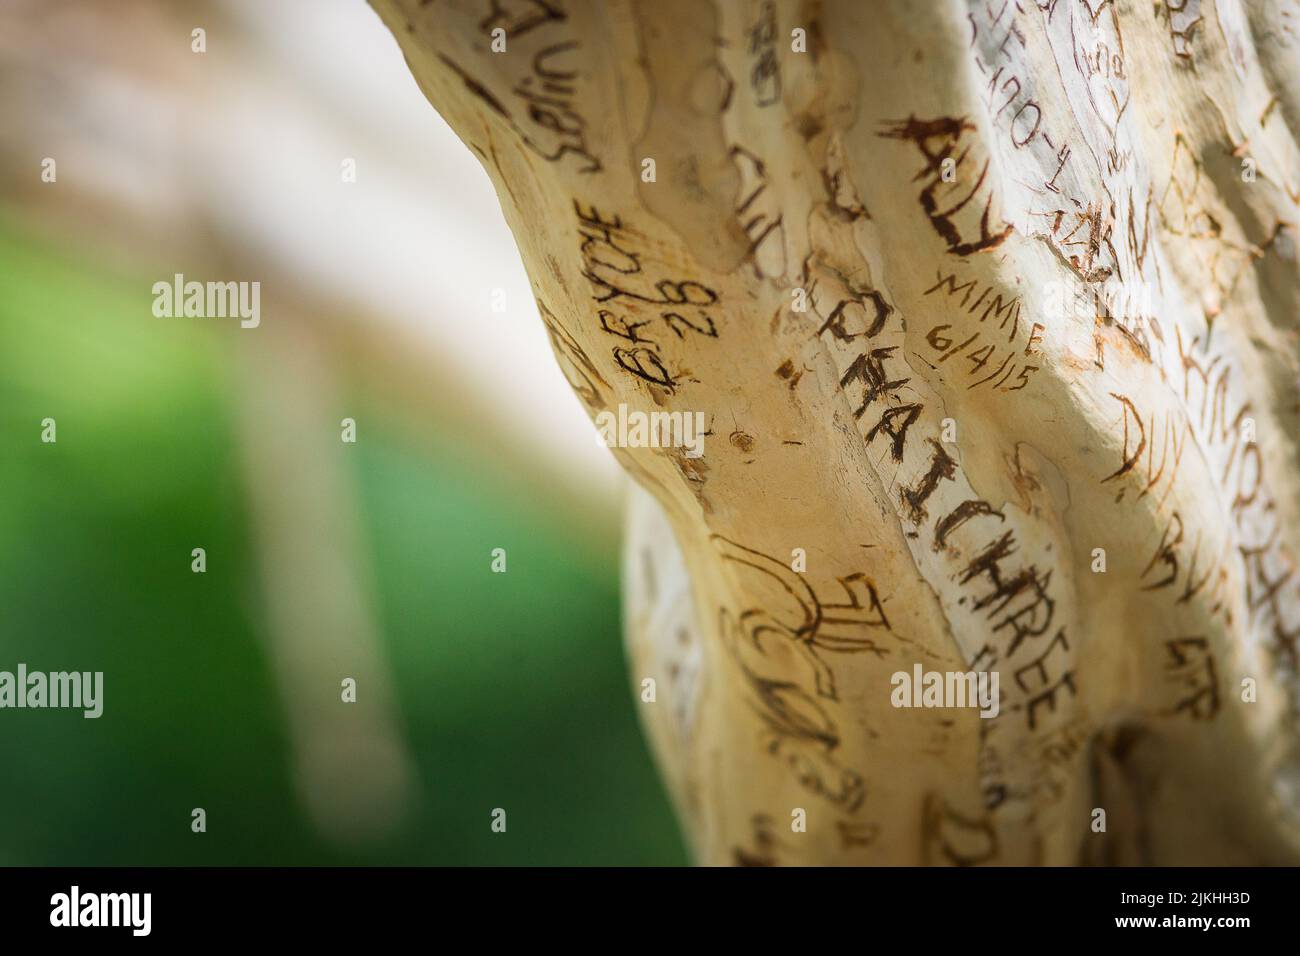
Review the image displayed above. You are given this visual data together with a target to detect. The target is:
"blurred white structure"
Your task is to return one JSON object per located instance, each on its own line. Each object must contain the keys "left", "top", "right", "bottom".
{"left": 220, "top": 0, "right": 618, "bottom": 491}
{"left": 0, "top": 0, "right": 622, "bottom": 848}
{"left": 0, "top": 0, "right": 619, "bottom": 496}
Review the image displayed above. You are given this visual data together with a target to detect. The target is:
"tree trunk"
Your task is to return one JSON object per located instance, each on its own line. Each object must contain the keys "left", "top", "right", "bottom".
{"left": 370, "top": 0, "right": 1300, "bottom": 865}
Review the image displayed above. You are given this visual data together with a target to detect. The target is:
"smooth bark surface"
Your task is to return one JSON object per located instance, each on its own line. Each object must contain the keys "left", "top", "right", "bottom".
{"left": 372, "top": 0, "right": 1300, "bottom": 864}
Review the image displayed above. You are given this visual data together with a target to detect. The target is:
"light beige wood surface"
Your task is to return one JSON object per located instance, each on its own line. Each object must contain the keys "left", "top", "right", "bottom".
{"left": 372, "top": 0, "right": 1300, "bottom": 864}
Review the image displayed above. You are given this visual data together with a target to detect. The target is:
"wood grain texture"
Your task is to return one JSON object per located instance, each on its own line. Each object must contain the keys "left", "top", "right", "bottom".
{"left": 371, "top": 0, "right": 1300, "bottom": 864}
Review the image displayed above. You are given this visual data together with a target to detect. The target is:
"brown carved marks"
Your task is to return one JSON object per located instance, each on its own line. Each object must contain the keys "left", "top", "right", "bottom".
{"left": 1007, "top": 628, "right": 1076, "bottom": 732}
{"left": 630, "top": 0, "right": 750, "bottom": 274}
{"left": 436, "top": 3, "right": 600, "bottom": 173}
{"left": 960, "top": 533, "right": 1055, "bottom": 659}
{"left": 1034, "top": 210, "right": 1159, "bottom": 366}
{"left": 714, "top": 535, "right": 893, "bottom": 820}
{"left": 814, "top": 281, "right": 892, "bottom": 344}
{"left": 1033, "top": 201, "right": 1115, "bottom": 284}
{"left": 1101, "top": 386, "right": 1241, "bottom": 627}
{"left": 574, "top": 200, "right": 722, "bottom": 393}
{"left": 922, "top": 792, "right": 998, "bottom": 866}
{"left": 1078, "top": 33, "right": 1127, "bottom": 83}
{"left": 976, "top": 0, "right": 1168, "bottom": 367}
{"left": 922, "top": 269, "right": 1042, "bottom": 393}
{"left": 746, "top": 0, "right": 781, "bottom": 107}
{"left": 836, "top": 819, "right": 881, "bottom": 852}
{"left": 1158, "top": 133, "right": 1266, "bottom": 322}
{"left": 1101, "top": 393, "right": 1189, "bottom": 510}
{"left": 1175, "top": 335, "right": 1262, "bottom": 497}
{"left": 902, "top": 441, "right": 958, "bottom": 523}
{"left": 479, "top": 0, "right": 564, "bottom": 38}
{"left": 1181, "top": 329, "right": 1300, "bottom": 667}
{"left": 802, "top": 255, "right": 916, "bottom": 457}
{"left": 922, "top": 498, "right": 1073, "bottom": 736}
{"left": 934, "top": 499, "right": 1005, "bottom": 551}
{"left": 968, "top": 0, "right": 1075, "bottom": 182}
{"left": 803, "top": 253, "right": 1074, "bottom": 739}
{"left": 924, "top": 327, "right": 1040, "bottom": 393}
{"left": 877, "top": 116, "right": 1014, "bottom": 256}
{"left": 714, "top": 535, "right": 891, "bottom": 703}
{"left": 731, "top": 145, "right": 787, "bottom": 279}
{"left": 1069, "top": 0, "right": 1133, "bottom": 145}
{"left": 732, "top": 813, "right": 784, "bottom": 866}
{"left": 1107, "top": 336, "right": 1300, "bottom": 679}
{"left": 539, "top": 299, "right": 609, "bottom": 411}
{"left": 822, "top": 133, "right": 870, "bottom": 222}
{"left": 1138, "top": 510, "right": 1234, "bottom": 625}
{"left": 731, "top": 811, "right": 878, "bottom": 864}
{"left": 1163, "top": 636, "right": 1221, "bottom": 720}
{"left": 802, "top": 258, "right": 1079, "bottom": 843}
{"left": 924, "top": 269, "right": 1024, "bottom": 337}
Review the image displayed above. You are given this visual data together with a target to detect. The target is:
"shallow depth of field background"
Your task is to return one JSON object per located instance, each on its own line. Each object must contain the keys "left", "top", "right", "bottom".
{"left": 0, "top": 0, "right": 686, "bottom": 864}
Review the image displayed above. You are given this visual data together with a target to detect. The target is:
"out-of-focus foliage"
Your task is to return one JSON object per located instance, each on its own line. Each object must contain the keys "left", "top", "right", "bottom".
{"left": 0, "top": 218, "right": 686, "bottom": 865}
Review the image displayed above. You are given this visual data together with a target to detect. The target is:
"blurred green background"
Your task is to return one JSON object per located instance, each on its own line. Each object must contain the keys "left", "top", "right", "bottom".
{"left": 0, "top": 215, "right": 686, "bottom": 865}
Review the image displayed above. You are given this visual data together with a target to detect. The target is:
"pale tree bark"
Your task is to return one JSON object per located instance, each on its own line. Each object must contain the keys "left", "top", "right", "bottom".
{"left": 370, "top": 0, "right": 1300, "bottom": 865}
